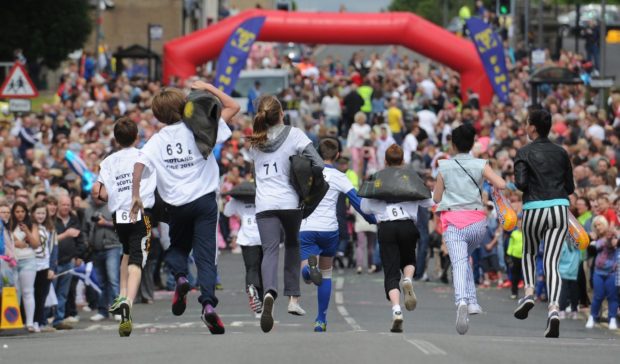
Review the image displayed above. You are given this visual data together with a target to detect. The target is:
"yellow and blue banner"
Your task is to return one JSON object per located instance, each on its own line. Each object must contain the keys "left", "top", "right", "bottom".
{"left": 214, "top": 16, "right": 266, "bottom": 95}
{"left": 466, "top": 17, "right": 509, "bottom": 103}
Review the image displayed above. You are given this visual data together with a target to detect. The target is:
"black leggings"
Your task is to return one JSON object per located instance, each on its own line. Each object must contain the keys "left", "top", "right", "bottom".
{"left": 241, "top": 245, "right": 264, "bottom": 300}
{"left": 378, "top": 220, "right": 419, "bottom": 301}
{"left": 559, "top": 279, "right": 579, "bottom": 312}
{"left": 34, "top": 269, "right": 51, "bottom": 326}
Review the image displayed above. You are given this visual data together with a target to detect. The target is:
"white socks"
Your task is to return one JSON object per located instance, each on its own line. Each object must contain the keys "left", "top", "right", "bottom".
{"left": 392, "top": 305, "right": 401, "bottom": 314}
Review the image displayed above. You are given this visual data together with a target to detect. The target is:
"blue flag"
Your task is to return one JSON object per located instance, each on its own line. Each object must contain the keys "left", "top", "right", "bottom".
{"left": 65, "top": 150, "right": 96, "bottom": 193}
{"left": 466, "top": 18, "right": 510, "bottom": 103}
{"left": 70, "top": 262, "right": 102, "bottom": 294}
{"left": 214, "top": 16, "right": 266, "bottom": 95}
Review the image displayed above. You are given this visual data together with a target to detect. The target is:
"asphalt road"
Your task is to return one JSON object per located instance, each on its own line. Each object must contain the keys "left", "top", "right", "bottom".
{"left": 1, "top": 251, "right": 618, "bottom": 364}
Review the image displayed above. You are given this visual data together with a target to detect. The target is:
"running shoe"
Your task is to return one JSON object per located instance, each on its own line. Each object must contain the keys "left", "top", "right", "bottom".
{"left": 247, "top": 284, "right": 263, "bottom": 314}
{"left": 401, "top": 278, "right": 417, "bottom": 311}
{"left": 513, "top": 294, "right": 535, "bottom": 320}
{"left": 314, "top": 320, "right": 327, "bottom": 332}
{"left": 172, "top": 276, "right": 191, "bottom": 316}
{"left": 544, "top": 311, "right": 560, "bottom": 338}
{"left": 261, "top": 293, "right": 275, "bottom": 333}
{"left": 287, "top": 301, "right": 306, "bottom": 316}
{"left": 468, "top": 303, "right": 483, "bottom": 315}
{"left": 109, "top": 296, "right": 127, "bottom": 315}
{"left": 201, "top": 304, "right": 225, "bottom": 335}
{"left": 456, "top": 301, "right": 469, "bottom": 335}
{"left": 390, "top": 311, "right": 403, "bottom": 333}
{"left": 307, "top": 255, "right": 322, "bottom": 286}
{"left": 118, "top": 301, "right": 132, "bottom": 337}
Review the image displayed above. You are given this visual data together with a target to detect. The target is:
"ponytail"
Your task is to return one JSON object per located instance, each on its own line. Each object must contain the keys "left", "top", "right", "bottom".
{"left": 248, "top": 95, "right": 282, "bottom": 148}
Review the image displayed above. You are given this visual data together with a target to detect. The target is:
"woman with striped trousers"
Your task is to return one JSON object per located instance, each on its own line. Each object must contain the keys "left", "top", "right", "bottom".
{"left": 513, "top": 106, "right": 574, "bottom": 338}
{"left": 433, "top": 125, "right": 514, "bottom": 335}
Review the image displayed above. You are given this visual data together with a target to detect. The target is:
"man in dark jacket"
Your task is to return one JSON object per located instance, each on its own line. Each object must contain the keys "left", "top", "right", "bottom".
{"left": 341, "top": 82, "right": 365, "bottom": 138}
{"left": 53, "top": 194, "right": 86, "bottom": 330}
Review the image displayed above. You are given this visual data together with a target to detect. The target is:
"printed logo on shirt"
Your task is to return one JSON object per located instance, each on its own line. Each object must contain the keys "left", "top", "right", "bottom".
{"left": 115, "top": 173, "right": 133, "bottom": 193}
{"left": 163, "top": 142, "right": 195, "bottom": 170}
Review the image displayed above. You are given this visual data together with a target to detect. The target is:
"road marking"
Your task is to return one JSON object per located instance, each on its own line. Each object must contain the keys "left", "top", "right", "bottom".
{"left": 334, "top": 276, "right": 363, "bottom": 331}
{"left": 407, "top": 339, "right": 447, "bottom": 355}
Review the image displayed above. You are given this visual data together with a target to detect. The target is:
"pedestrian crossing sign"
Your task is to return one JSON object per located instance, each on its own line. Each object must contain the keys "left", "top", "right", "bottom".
{"left": 0, "top": 63, "right": 38, "bottom": 98}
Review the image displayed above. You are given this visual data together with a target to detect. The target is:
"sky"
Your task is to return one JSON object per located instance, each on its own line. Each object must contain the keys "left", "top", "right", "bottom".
{"left": 294, "top": 0, "right": 392, "bottom": 12}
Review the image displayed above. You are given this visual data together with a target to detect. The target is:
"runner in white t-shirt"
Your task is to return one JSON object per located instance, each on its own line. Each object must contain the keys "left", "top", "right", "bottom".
{"left": 295, "top": 138, "right": 375, "bottom": 332}
{"left": 92, "top": 117, "right": 156, "bottom": 337}
{"left": 247, "top": 95, "right": 324, "bottom": 333}
{"left": 361, "top": 144, "right": 434, "bottom": 333}
{"left": 223, "top": 194, "right": 263, "bottom": 317}
{"left": 129, "top": 81, "right": 239, "bottom": 335}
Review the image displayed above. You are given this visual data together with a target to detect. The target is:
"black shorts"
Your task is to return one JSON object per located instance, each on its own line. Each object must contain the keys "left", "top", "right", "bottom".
{"left": 113, "top": 211, "right": 152, "bottom": 268}
{"left": 480, "top": 255, "right": 501, "bottom": 273}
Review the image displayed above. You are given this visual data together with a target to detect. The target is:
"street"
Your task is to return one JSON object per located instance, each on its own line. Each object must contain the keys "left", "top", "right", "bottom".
{"left": 1, "top": 251, "right": 618, "bottom": 364}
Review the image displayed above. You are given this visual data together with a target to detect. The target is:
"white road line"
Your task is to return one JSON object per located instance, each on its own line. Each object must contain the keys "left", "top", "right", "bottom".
{"left": 84, "top": 324, "right": 101, "bottom": 331}
{"left": 406, "top": 339, "right": 447, "bottom": 355}
{"left": 337, "top": 306, "right": 349, "bottom": 317}
{"left": 334, "top": 291, "right": 344, "bottom": 305}
{"left": 335, "top": 277, "right": 344, "bottom": 290}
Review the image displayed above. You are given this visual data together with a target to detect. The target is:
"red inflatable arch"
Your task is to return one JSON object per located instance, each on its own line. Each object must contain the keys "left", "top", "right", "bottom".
{"left": 164, "top": 9, "right": 493, "bottom": 106}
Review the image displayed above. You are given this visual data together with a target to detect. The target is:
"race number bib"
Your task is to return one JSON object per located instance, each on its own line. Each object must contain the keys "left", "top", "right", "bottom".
{"left": 116, "top": 210, "right": 141, "bottom": 224}
{"left": 242, "top": 215, "right": 256, "bottom": 227}
{"left": 257, "top": 160, "right": 281, "bottom": 179}
{"left": 385, "top": 204, "right": 410, "bottom": 221}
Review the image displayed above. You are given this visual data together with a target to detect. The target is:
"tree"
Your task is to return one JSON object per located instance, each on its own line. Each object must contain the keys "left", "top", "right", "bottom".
{"left": 0, "top": 0, "right": 92, "bottom": 70}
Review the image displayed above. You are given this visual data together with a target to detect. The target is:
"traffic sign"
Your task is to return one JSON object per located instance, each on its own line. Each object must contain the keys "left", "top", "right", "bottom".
{"left": 0, "top": 63, "right": 39, "bottom": 98}
{"left": 8, "top": 99, "right": 31, "bottom": 113}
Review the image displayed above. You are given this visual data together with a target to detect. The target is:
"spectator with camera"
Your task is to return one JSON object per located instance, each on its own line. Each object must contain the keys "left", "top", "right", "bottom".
{"left": 83, "top": 197, "right": 121, "bottom": 322}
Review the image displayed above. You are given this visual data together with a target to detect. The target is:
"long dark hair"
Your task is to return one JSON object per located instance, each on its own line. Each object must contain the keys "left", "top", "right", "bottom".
{"left": 9, "top": 201, "right": 32, "bottom": 232}
{"left": 248, "top": 95, "right": 282, "bottom": 148}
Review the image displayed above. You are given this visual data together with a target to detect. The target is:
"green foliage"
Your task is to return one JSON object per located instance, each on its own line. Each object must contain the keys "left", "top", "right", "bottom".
{"left": 0, "top": 0, "right": 92, "bottom": 70}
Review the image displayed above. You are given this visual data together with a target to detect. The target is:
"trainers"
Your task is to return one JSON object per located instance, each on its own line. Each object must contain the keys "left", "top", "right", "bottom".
{"left": 609, "top": 318, "right": 618, "bottom": 330}
{"left": 201, "top": 304, "right": 225, "bottom": 335}
{"left": 356, "top": 266, "right": 363, "bottom": 275}
{"left": 513, "top": 295, "right": 535, "bottom": 320}
{"left": 456, "top": 301, "right": 469, "bottom": 335}
{"left": 501, "top": 281, "right": 512, "bottom": 289}
{"left": 368, "top": 265, "right": 377, "bottom": 274}
{"left": 64, "top": 316, "right": 80, "bottom": 323}
{"left": 585, "top": 315, "right": 595, "bottom": 329}
{"left": 510, "top": 294, "right": 517, "bottom": 300}
{"left": 172, "top": 276, "right": 191, "bottom": 316}
{"left": 307, "top": 255, "right": 322, "bottom": 286}
{"left": 401, "top": 278, "right": 417, "bottom": 311}
{"left": 90, "top": 313, "right": 107, "bottom": 322}
{"left": 40, "top": 325, "right": 56, "bottom": 333}
{"left": 260, "top": 293, "right": 275, "bottom": 333}
{"left": 544, "top": 311, "right": 560, "bottom": 338}
{"left": 468, "top": 303, "right": 483, "bottom": 315}
{"left": 314, "top": 320, "right": 327, "bottom": 332}
{"left": 247, "top": 285, "right": 263, "bottom": 314}
{"left": 118, "top": 301, "right": 132, "bottom": 337}
{"left": 570, "top": 312, "right": 579, "bottom": 320}
{"left": 558, "top": 311, "right": 566, "bottom": 320}
{"left": 390, "top": 311, "right": 404, "bottom": 333}
{"left": 287, "top": 301, "right": 306, "bottom": 316}
{"left": 109, "top": 296, "right": 127, "bottom": 315}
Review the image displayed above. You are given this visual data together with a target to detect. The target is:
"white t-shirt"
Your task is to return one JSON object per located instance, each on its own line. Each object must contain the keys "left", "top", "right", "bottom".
{"left": 301, "top": 166, "right": 355, "bottom": 232}
{"left": 223, "top": 199, "right": 261, "bottom": 246}
{"left": 587, "top": 124, "right": 605, "bottom": 141}
{"left": 137, "top": 118, "right": 231, "bottom": 206}
{"left": 249, "top": 127, "right": 312, "bottom": 213}
{"left": 13, "top": 227, "right": 35, "bottom": 260}
{"left": 34, "top": 225, "right": 52, "bottom": 271}
{"left": 347, "top": 123, "right": 371, "bottom": 149}
{"left": 361, "top": 198, "right": 434, "bottom": 223}
{"left": 376, "top": 136, "right": 396, "bottom": 170}
{"left": 321, "top": 96, "right": 341, "bottom": 118}
{"left": 402, "top": 133, "right": 419, "bottom": 164}
{"left": 99, "top": 147, "right": 157, "bottom": 212}
{"left": 417, "top": 109, "right": 438, "bottom": 144}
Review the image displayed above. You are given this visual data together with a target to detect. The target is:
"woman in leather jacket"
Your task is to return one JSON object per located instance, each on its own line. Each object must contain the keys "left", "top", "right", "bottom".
{"left": 513, "top": 105, "right": 574, "bottom": 338}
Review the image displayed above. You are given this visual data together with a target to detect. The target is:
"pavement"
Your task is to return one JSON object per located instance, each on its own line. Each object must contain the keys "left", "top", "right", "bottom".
{"left": 1, "top": 251, "right": 619, "bottom": 364}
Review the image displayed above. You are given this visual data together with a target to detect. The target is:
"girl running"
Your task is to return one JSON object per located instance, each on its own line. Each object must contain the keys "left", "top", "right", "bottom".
{"left": 248, "top": 95, "right": 324, "bottom": 333}
{"left": 361, "top": 144, "right": 433, "bottom": 333}
{"left": 433, "top": 124, "right": 513, "bottom": 335}
{"left": 513, "top": 106, "right": 574, "bottom": 338}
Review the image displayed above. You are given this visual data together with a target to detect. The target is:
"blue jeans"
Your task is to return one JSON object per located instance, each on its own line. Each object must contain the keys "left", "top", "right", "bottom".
{"left": 53, "top": 262, "right": 74, "bottom": 325}
{"left": 92, "top": 246, "right": 122, "bottom": 316}
{"left": 591, "top": 272, "right": 619, "bottom": 320}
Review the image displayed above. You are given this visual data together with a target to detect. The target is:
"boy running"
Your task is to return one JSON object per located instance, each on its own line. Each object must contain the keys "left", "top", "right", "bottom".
{"left": 130, "top": 81, "right": 239, "bottom": 335}
{"left": 92, "top": 117, "right": 157, "bottom": 337}
{"left": 292, "top": 138, "right": 375, "bottom": 332}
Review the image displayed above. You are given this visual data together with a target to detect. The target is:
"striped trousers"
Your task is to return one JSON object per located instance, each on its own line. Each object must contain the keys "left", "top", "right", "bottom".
{"left": 521, "top": 206, "right": 568, "bottom": 307}
{"left": 444, "top": 220, "right": 487, "bottom": 305}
